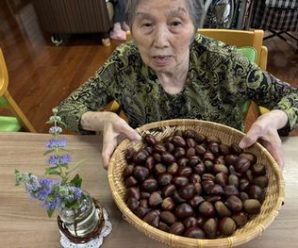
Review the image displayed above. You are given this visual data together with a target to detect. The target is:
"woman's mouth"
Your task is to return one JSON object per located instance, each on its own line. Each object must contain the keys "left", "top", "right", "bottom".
{"left": 152, "top": 55, "right": 172, "bottom": 66}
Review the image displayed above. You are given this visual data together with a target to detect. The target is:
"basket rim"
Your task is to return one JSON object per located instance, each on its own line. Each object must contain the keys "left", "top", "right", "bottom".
{"left": 108, "top": 119, "right": 285, "bottom": 247}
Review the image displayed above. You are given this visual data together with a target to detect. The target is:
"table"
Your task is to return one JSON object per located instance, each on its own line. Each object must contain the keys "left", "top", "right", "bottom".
{"left": 0, "top": 132, "right": 297, "bottom": 248}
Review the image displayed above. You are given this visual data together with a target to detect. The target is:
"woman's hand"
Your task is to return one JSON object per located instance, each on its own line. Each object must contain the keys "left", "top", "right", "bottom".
{"left": 81, "top": 111, "right": 141, "bottom": 169}
{"left": 239, "top": 110, "right": 288, "bottom": 168}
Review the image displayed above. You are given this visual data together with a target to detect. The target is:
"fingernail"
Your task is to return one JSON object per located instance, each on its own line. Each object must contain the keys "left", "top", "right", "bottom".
{"left": 238, "top": 141, "right": 244, "bottom": 148}
{"left": 135, "top": 133, "right": 142, "bottom": 140}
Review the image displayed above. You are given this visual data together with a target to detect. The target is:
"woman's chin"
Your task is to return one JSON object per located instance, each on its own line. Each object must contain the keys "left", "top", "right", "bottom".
{"left": 150, "top": 62, "right": 174, "bottom": 73}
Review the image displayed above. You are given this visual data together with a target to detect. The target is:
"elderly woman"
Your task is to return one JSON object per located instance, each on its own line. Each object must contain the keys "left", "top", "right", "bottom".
{"left": 57, "top": 0, "right": 298, "bottom": 169}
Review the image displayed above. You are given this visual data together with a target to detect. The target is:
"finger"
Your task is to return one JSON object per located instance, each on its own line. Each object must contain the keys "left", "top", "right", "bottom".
{"left": 239, "top": 122, "right": 264, "bottom": 149}
{"left": 116, "top": 120, "right": 142, "bottom": 141}
{"left": 102, "top": 138, "right": 118, "bottom": 169}
{"left": 102, "top": 125, "right": 118, "bottom": 169}
{"left": 239, "top": 132, "right": 259, "bottom": 149}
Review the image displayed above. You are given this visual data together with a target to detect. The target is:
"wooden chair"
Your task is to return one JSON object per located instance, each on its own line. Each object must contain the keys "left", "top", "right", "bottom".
{"left": 0, "top": 48, "right": 36, "bottom": 132}
{"left": 198, "top": 29, "right": 268, "bottom": 70}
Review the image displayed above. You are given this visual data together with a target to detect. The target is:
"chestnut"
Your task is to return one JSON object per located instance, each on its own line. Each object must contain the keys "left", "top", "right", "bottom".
{"left": 186, "top": 147, "right": 196, "bottom": 158}
{"left": 172, "top": 136, "right": 186, "bottom": 147}
{"left": 123, "top": 128, "right": 268, "bottom": 240}
{"left": 203, "top": 218, "right": 217, "bottom": 238}
{"left": 179, "top": 184, "right": 196, "bottom": 200}
{"left": 214, "top": 201, "right": 231, "bottom": 217}
{"left": 169, "top": 222, "right": 185, "bottom": 235}
{"left": 133, "top": 149, "right": 149, "bottom": 164}
{"left": 243, "top": 199, "right": 261, "bottom": 214}
{"left": 184, "top": 227, "right": 206, "bottom": 238}
{"left": 160, "top": 211, "right": 177, "bottom": 225}
{"left": 161, "top": 197, "right": 175, "bottom": 211}
{"left": 133, "top": 166, "right": 149, "bottom": 182}
{"left": 198, "top": 201, "right": 215, "bottom": 217}
{"left": 183, "top": 216, "right": 198, "bottom": 229}
{"left": 161, "top": 152, "right": 176, "bottom": 165}
{"left": 175, "top": 203, "right": 194, "bottom": 218}
{"left": 219, "top": 217, "right": 236, "bottom": 236}
{"left": 149, "top": 192, "right": 162, "bottom": 207}
{"left": 142, "top": 178, "right": 158, "bottom": 193}
{"left": 186, "top": 138, "right": 197, "bottom": 148}
{"left": 225, "top": 195, "right": 243, "bottom": 212}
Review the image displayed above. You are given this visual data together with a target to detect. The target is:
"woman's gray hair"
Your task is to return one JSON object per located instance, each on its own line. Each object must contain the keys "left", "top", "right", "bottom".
{"left": 125, "top": 0, "right": 206, "bottom": 30}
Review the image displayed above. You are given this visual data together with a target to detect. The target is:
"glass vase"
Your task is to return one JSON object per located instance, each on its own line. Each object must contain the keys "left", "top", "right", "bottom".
{"left": 57, "top": 193, "right": 105, "bottom": 244}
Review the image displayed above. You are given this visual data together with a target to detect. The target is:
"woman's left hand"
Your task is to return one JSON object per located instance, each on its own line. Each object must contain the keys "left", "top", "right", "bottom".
{"left": 239, "top": 110, "right": 289, "bottom": 168}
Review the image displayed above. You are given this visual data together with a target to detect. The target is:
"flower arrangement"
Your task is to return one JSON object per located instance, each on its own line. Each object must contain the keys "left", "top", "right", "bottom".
{"left": 15, "top": 108, "right": 86, "bottom": 217}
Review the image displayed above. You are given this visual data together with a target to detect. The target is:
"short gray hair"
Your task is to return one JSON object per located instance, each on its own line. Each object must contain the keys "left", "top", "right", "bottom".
{"left": 125, "top": 0, "right": 205, "bottom": 30}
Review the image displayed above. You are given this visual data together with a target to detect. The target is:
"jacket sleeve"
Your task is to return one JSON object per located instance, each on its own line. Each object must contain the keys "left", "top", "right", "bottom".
{"left": 56, "top": 61, "right": 118, "bottom": 133}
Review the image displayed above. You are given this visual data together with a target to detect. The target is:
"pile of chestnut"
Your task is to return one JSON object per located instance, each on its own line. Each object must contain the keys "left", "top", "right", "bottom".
{"left": 123, "top": 129, "right": 268, "bottom": 239}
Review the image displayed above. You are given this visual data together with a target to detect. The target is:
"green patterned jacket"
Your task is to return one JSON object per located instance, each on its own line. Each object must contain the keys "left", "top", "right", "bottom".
{"left": 57, "top": 34, "right": 298, "bottom": 134}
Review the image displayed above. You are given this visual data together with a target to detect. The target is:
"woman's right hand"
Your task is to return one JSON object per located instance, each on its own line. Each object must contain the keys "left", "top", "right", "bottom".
{"left": 81, "top": 111, "right": 141, "bottom": 169}
{"left": 239, "top": 110, "right": 288, "bottom": 168}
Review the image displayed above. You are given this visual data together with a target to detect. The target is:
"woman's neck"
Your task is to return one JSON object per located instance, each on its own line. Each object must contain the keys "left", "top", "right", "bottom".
{"left": 157, "top": 59, "right": 189, "bottom": 95}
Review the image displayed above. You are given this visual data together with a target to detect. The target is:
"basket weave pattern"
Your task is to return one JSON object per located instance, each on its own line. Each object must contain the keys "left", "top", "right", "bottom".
{"left": 108, "top": 119, "right": 285, "bottom": 248}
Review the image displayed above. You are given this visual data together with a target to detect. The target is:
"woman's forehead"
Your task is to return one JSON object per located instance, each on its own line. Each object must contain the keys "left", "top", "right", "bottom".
{"left": 136, "top": 0, "right": 188, "bottom": 11}
{"left": 135, "top": 0, "right": 189, "bottom": 17}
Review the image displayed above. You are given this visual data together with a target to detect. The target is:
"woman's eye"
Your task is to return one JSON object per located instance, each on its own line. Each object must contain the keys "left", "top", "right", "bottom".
{"left": 170, "top": 21, "right": 182, "bottom": 27}
{"left": 142, "top": 22, "right": 152, "bottom": 28}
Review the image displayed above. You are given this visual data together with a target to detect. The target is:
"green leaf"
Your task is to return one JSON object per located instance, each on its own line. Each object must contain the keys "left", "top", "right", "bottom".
{"left": 70, "top": 174, "right": 82, "bottom": 187}
{"left": 45, "top": 167, "right": 61, "bottom": 176}
{"left": 59, "top": 148, "right": 69, "bottom": 152}
{"left": 64, "top": 200, "right": 77, "bottom": 209}
{"left": 58, "top": 120, "right": 67, "bottom": 127}
{"left": 47, "top": 208, "right": 55, "bottom": 217}
{"left": 43, "top": 149, "right": 55, "bottom": 156}
{"left": 71, "top": 201, "right": 80, "bottom": 209}
{"left": 65, "top": 199, "right": 81, "bottom": 210}
{"left": 15, "top": 169, "right": 21, "bottom": 185}
{"left": 65, "top": 160, "right": 85, "bottom": 176}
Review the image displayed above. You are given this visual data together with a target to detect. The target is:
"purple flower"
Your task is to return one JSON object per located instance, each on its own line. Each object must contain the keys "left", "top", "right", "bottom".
{"left": 35, "top": 178, "right": 55, "bottom": 200}
{"left": 49, "top": 126, "right": 63, "bottom": 134}
{"left": 24, "top": 177, "right": 60, "bottom": 203}
{"left": 47, "top": 138, "right": 67, "bottom": 149}
{"left": 69, "top": 186, "right": 82, "bottom": 201}
{"left": 42, "top": 196, "right": 61, "bottom": 210}
{"left": 59, "top": 186, "right": 83, "bottom": 202}
{"left": 15, "top": 110, "right": 88, "bottom": 217}
{"left": 48, "top": 154, "right": 71, "bottom": 167}
{"left": 25, "top": 174, "right": 40, "bottom": 193}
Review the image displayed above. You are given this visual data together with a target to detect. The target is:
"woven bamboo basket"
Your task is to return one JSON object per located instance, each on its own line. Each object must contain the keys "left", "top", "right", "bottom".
{"left": 108, "top": 119, "right": 285, "bottom": 248}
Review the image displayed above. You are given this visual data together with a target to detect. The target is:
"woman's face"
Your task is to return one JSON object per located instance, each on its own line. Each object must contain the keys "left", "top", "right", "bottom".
{"left": 132, "top": 0, "right": 195, "bottom": 74}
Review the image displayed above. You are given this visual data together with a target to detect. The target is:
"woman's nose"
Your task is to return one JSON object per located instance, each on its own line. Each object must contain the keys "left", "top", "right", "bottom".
{"left": 153, "top": 25, "right": 170, "bottom": 48}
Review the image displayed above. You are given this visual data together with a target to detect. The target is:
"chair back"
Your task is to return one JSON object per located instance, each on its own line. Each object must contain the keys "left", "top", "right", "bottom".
{"left": 0, "top": 48, "right": 36, "bottom": 132}
{"left": 198, "top": 29, "right": 268, "bottom": 70}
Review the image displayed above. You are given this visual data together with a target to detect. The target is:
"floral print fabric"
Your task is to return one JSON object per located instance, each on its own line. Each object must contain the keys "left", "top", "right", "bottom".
{"left": 57, "top": 34, "right": 298, "bottom": 133}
